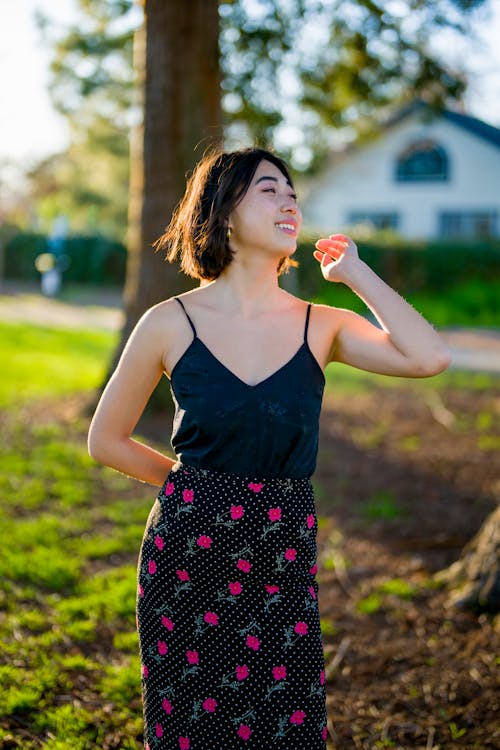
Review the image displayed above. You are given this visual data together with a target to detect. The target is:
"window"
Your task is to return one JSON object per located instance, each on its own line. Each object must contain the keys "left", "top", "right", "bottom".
{"left": 439, "top": 212, "right": 497, "bottom": 238}
{"left": 396, "top": 140, "right": 448, "bottom": 182}
{"left": 348, "top": 212, "right": 399, "bottom": 231}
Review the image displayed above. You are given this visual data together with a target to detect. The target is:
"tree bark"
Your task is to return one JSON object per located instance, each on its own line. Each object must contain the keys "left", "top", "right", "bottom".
{"left": 96, "top": 0, "right": 222, "bottom": 414}
{"left": 433, "top": 504, "right": 500, "bottom": 614}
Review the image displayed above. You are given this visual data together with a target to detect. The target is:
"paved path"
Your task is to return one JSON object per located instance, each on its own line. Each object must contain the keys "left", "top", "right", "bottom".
{"left": 1, "top": 287, "right": 499, "bottom": 374}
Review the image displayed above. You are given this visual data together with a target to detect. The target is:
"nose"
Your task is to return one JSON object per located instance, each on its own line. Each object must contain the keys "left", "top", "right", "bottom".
{"left": 281, "top": 200, "right": 298, "bottom": 215}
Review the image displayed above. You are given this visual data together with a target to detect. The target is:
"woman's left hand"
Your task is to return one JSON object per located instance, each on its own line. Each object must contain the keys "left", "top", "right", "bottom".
{"left": 313, "top": 234, "right": 361, "bottom": 284}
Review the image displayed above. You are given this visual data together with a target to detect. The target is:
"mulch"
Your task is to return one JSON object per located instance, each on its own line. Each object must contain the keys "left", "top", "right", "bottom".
{"left": 313, "top": 383, "right": 500, "bottom": 749}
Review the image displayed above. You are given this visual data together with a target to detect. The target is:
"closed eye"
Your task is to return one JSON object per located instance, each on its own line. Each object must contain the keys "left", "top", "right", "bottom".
{"left": 263, "top": 188, "right": 298, "bottom": 200}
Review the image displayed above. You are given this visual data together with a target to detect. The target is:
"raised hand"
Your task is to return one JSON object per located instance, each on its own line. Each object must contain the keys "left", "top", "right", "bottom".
{"left": 313, "top": 234, "right": 360, "bottom": 284}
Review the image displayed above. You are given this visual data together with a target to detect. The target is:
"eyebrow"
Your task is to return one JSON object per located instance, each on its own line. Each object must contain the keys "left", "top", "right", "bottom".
{"left": 255, "top": 175, "right": 293, "bottom": 188}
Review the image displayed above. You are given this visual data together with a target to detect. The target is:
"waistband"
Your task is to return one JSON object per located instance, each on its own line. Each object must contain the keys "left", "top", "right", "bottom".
{"left": 168, "top": 460, "right": 313, "bottom": 488}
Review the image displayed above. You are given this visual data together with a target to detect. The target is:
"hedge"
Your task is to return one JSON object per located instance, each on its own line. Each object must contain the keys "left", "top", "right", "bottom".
{"left": 2, "top": 232, "right": 126, "bottom": 286}
{"left": 294, "top": 237, "right": 500, "bottom": 298}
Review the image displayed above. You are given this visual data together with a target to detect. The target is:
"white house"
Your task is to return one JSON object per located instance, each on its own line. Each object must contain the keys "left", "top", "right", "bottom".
{"left": 301, "top": 100, "right": 500, "bottom": 240}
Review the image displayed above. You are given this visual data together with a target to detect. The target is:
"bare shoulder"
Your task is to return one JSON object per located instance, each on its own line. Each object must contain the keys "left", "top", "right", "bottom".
{"left": 137, "top": 293, "right": 190, "bottom": 331}
{"left": 125, "top": 295, "right": 189, "bottom": 364}
{"left": 307, "top": 301, "right": 348, "bottom": 361}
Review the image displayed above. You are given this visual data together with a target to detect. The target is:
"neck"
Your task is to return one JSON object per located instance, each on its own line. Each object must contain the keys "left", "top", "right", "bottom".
{"left": 204, "top": 255, "right": 284, "bottom": 317}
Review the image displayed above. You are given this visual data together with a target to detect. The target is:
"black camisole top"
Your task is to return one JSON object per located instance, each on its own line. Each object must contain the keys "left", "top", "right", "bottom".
{"left": 168, "top": 297, "right": 326, "bottom": 479}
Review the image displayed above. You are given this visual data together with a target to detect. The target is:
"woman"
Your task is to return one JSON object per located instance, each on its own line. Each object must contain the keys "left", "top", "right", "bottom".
{"left": 88, "top": 146, "right": 451, "bottom": 749}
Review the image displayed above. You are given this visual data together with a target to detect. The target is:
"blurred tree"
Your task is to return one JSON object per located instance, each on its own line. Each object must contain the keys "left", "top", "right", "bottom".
{"left": 26, "top": 112, "right": 129, "bottom": 238}
{"left": 104, "top": 0, "right": 221, "bottom": 413}
{"left": 33, "top": 0, "right": 136, "bottom": 239}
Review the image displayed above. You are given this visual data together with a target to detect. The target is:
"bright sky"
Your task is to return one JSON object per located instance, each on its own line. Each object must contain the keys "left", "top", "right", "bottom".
{"left": 1, "top": 0, "right": 499, "bottom": 175}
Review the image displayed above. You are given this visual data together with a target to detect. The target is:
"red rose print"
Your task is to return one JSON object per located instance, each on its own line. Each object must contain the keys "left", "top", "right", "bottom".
{"left": 248, "top": 482, "right": 264, "bottom": 493}
{"left": 164, "top": 481, "right": 175, "bottom": 496}
{"left": 204, "top": 611, "right": 219, "bottom": 626}
{"left": 228, "top": 581, "right": 242, "bottom": 595}
{"left": 138, "top": 583, "right": 144, "bottom": 597}
{"left": 202, "top": 697, "right": 217, "bottom": 712}
{"left": 308, "top": 585, "right": 317, "bottom": 599}
{"left": 157, "top": 640, "right": 168, "bottom": 655}
{"left": 272, "top": 665, "right": 287, "bottom": 680}
{"left": 141, "top": 663, "right": 148, "bottom": 678}
{"left": 148, "top": 560, "right": 156, "bottom": 575}
{"left": 268, "top": 507, "right": 281, "bottom": 521}
{"left": 264, "top": 584, "right": 280, "bottom": 594}
{"left": 154, "top": 535, "right": 165, "bottom": 550}
{"left": 246, "top": 635, "right": 260, "bottom": 650}
{"left": 294, "top": 621, "right": 308, "bottom": 635}
{"left": 236, "top": 664, "right": 249, "bottom": 680}
{"left": 230, "top": 505, "right": 244, "bottom": 519}
{"left": 284, "top": 548, "right": 297, "bottom": 561}
{"left": 155, "top": 722, "right": 163, "bottom": 737}
{"left": 322, "top": 725, "right": 328, "bottom": 740}
{"left": 320, "top": 669, "right": 325, "bottom": 685}
{"left": 178, "top": 737, "right": 190, "bottom": 750}
{"left": 196, "top": 535, "right": 212, "bottom": 548}
{"left": 307, "top": 514, "right": 315, "bottom": 528}
{"left": 176, "top": 569, "right": 190, "bottom": 581}
{"left": 290, "top": 710, "right": 306, "bottom": 724}
{"left": 161, "top": 616, "right": 174, "bottom": 630}
{"left": 237, "top": 724, "right": 253, "bottom": 740}
{"left": 237, "top": 559, "right": 252, "bottom": 572}
{"left": 183, "top": 489, "right": 194, "bottom": 503}
{"left": 186, "top": 650, "right": 199, "bottom": 664}
{"left": 309, "top": 563, "right": 318, "bottom": 575}
{"left": 162, "top": 697, "right": 173, "bottom": 714}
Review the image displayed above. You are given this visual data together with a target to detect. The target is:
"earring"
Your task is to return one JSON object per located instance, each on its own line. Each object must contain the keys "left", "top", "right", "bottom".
{"left": 227, "top": 226, "right": 232, "bottom": 240}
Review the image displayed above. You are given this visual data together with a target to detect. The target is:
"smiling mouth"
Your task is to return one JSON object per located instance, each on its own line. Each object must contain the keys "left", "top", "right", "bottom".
{"left": 275, "top": 222, "right": 297, "bottom": 235}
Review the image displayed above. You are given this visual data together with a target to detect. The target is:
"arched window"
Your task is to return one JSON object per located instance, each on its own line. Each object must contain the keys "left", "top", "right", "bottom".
{"left": 395, "top": 140, "right": 448, "bottom": 182}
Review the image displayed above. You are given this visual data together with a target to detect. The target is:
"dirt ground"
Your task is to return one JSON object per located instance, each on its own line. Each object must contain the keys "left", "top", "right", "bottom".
{"left": 311, "top": 384, "right": 499, "bottom": 749}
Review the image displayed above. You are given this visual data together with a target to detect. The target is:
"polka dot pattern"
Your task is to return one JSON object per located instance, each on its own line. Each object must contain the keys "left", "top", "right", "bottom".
{"left": 136, "top": 461, "right": 327, "bottom": 748}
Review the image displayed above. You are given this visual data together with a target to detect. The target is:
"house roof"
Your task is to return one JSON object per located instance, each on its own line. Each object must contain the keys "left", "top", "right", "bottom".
{"left": 384, "top": 99, "right": 500, "bottom": 149}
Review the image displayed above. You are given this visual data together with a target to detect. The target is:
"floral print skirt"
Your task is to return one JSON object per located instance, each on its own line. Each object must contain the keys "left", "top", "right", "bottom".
{"left": 136, "top": 460, "right": 328, "bottom": 749}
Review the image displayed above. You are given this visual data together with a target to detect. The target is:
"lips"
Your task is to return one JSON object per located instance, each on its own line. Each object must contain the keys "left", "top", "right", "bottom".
{"left": 275, "top": 221, "right": 297, "bottom": 235}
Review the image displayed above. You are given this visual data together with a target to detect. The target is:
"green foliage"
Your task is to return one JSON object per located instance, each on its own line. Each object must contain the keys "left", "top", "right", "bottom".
{"left": 319, "top": 618, "right": 337, "bottom": 636}
{"left": 356, "top": 592, "right": 383, "bottom": 614}
{"left": 296, "top": 237, "right": 500, "bottom": 326}
{"left": 377, "top": 578, "right": 418, "bottom": 599}
{"left": 22, "top": 0, "right": 488, "bottom": 240}
{"left": 4, "top": 232, "right": 126, "bottom": 284}
{"left": 360, "top": 490, "right": 402, "bottom": 521}
{"left": 296, "top": 237, "right": 500, "bottom": 297}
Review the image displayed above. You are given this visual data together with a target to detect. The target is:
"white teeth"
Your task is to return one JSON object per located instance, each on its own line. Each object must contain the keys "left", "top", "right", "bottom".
{"left": 276, "top": 223, "right": 295, "bottom": 231}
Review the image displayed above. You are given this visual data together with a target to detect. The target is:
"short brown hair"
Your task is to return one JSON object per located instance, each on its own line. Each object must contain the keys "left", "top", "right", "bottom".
{"left": 153, "top": 146, "right": 300, "bottom": 281}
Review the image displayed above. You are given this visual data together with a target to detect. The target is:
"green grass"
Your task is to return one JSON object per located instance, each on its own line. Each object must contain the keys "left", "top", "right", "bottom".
{"left": 0, "top": 320, "right": 117, "bottom": 406}
{"left": 0, "top": 320, "right": 155, "bottom": 746}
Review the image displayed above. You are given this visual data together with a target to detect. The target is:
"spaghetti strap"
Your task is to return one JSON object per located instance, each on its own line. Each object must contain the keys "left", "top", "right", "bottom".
{"left": 174, "top": 297, "right": 197, "bottom": 337}
{"left": 304, "top": 302, "right": 312, "bottom": 344}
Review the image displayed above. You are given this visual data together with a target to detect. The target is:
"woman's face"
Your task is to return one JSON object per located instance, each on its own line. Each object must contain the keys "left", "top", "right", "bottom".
{"left": 228, "top": 159, "right": 302, "bottom": 259}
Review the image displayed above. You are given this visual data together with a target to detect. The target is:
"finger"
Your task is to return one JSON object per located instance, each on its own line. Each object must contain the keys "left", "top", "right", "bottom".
{"left": 315, "top": 240, "right": 341, "bottom": 257}
{"left": 328, "top": 233, "right": 350, "bottom": 243}
{"left": 316, "top": 237, "right": 344, "bottom": 249}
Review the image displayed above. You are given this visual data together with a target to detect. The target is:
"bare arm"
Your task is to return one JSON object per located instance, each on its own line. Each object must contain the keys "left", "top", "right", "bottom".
{"left": 315, "top": 234, "right": 452, "bottom": 378}
{"left": 87, "top": 303, "right": 175, "bottom": 487}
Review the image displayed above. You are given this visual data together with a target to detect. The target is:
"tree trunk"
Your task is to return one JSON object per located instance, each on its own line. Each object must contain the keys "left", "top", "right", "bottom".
{"left": 433, "top": 505, "right": 500, "bottom": 614}
{"left": 95, "top": 0, "right": 222, "bottom": 415}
